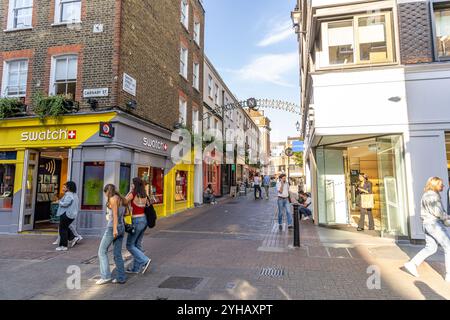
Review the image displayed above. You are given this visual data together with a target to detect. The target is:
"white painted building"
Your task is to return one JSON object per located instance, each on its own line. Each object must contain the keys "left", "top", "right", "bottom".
{"left": 293, "top": 0, "right": 450, "bottom": 240}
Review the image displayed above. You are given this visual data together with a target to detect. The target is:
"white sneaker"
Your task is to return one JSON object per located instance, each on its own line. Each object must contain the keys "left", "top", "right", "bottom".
{"left": 302, "top": 216, "right": 310, "bottom": 221}
{"left": 52, "top": 240, "right": 59, "bottom": 245}
{"left": 55, "top": 246, "right": 68, "bottom": 251}
{"left": 445, "top": 274, "right": 450, "bottom": 282}
{"left": 96, "top": 278, "right": 112, "bottom": 285}
{"left": 404, "top": 262, "right": 419, "bottom": 277}
{"left": 70, "top": 236, "right": 81, "bottom": 248}
{"left": 142, "top": 259, "right": 152, "bottom": 274}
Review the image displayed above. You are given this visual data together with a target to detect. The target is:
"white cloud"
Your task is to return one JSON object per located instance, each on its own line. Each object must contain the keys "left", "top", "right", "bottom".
{"left": 228, "top": 52, "right": 298, "bottom": 87}
{"left": 258, "top": 20, "right": 294, "bottom": 47}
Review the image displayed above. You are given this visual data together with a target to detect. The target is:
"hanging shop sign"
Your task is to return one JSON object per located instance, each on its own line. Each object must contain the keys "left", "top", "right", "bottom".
{"left": 99, "top": 122, "right": 114, "bottom": 138}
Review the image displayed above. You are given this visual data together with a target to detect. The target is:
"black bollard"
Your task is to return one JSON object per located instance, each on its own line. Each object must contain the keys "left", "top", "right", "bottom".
{"left": 293, "top": 206, "right": 300, "bottom": 247}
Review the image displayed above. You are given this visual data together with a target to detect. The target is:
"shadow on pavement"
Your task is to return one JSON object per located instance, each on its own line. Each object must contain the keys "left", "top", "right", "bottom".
{"left": 414, "top": 281, "right": 446, "bottom": 300}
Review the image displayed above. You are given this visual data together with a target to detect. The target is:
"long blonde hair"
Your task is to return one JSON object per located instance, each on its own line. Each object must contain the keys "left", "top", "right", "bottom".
{"left": 103, "top": 184, "right": 125, "bottom": 206}
{"left": 424, "top": 177, "right": 443, "bottom": 193}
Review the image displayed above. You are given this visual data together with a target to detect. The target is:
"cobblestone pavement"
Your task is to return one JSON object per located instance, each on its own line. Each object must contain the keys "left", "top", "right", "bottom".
{"left": 1, "top": 192, "right": 450, "bottom": 300}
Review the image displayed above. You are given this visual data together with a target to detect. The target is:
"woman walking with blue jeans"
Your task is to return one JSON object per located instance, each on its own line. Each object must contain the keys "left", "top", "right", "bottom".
{"left": 125, "top": 177, "right": 151, "bottom": 274}
{"left": 404, "top": 177, "right": 450, "bottom": 282}
{"left": 97, "top": 184, "right": 126, "bottom": 285}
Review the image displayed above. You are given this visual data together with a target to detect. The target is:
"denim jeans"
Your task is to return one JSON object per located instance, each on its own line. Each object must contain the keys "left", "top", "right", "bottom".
{"left": 98, "top": 226, "right": 126, "bottom": 282}
{"left": 410, "top": 221, "right": 450, "bottom": 277}
{"left": 299, "top": 207, "right": 312, "bottom": 218}
{"left": 277, "top": 198, "right": 293, "bottom": 226}
{"left": 126, "top": 216, "right": 150, "bottom": 272}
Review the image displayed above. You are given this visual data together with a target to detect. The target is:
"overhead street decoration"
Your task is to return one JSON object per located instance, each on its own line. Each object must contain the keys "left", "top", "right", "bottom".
{"left": 220, "top": 98, "right": 301, "bottom": 115}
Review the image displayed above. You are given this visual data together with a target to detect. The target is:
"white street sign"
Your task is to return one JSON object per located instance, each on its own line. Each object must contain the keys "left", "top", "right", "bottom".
{"left": 83, "top": 88, "right": 109, "bottom": 98}
{"left": 123, "top": 73, "right": 137, "bottom": 96}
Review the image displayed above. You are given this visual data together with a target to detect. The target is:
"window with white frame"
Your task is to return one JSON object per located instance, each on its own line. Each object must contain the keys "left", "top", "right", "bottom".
{"left": 50, "top": 55, "right": 78, "bottom": 98}
{"left": 7, "top": 0, "right": 33, "bottom": 30}
{"left": 180, "top": 46, "right": 188, "bottom": 79}
{"left": 180, "top": 0, "right": 189, "bottom": 29}
{"left": 214, "top": 84, "right": 219, "bottom": 105}
{"left": 2, "top": 59, "right": 28, "bottom": 97}
{"left": 194, "top": 21, "right": 201, "bottom": 45}
{"left": 434, "top": 5, "right": 450, "bottom": 59}
{"left": 179, "top": 97, "right": 187, "bottom": 125}
{"left": 318, "top": 11, "right": 394, "bottom": 68}
{"left": 193, "top": 62, "right": 200, "bottom": 90}
{"left": 55, "top": 0, "right": 81, "bottom": 24}
{"left": 208, "top": 75, "right": 213, "bottom": 98}
{"left": 192, "top": 109, "right": 199, "bottom": 134}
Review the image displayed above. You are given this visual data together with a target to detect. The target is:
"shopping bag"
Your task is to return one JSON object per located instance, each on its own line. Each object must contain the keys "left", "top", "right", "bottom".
{"left": 361, "top": 194, "right": 374, "bottom": 209}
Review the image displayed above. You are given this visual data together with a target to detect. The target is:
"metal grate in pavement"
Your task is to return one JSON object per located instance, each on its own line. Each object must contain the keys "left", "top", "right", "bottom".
{"left": 158, "top": 276, "right": 203, "bottom": 290}
{"left": 259, "top": 267, "right": 284, "bottom": 278}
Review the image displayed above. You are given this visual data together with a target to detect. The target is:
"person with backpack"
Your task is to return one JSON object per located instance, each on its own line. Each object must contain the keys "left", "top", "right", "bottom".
{"left": 253, "top": 173, "right": 262, "bottom": 200}
{"left": 96, "top": 184, "right": 127, "bottom": 285}
{"left": 124, "top": 177, "right": 152, "bottom": 275}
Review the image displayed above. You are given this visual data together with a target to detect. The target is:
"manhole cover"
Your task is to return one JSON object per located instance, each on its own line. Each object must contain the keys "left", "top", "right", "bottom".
{"left": 259, "top": 267, "right": 284, "bottom": 278}
{"left": 158, "top": 276, "right": 203, "bottom": 290}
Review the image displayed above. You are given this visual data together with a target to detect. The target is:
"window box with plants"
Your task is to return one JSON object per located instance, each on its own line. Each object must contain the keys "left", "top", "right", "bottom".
{"left": 0, "top": 98, "right": 27, "bottom": 119}
{"left": 33, "top": 93, "right": 80, "bottom": 120}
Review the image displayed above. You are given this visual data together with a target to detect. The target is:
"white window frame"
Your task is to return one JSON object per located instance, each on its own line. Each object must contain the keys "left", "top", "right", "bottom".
{"left": 318, "top": 11, "right": 394, "bottom": 68}
{"left": 179, "top": 97, "right": 187, "bottom": 126}
{"left": 7, "top": 0, "right": 33, "bottom": 30}
{"left": 193, "top": 62, "right": 200, "bottom": 90}
{"left": 49, "top": 54, "right": 78, "bottom": 97}
{"left": 54, "top": 0, "right": 82, "bottom": 24}
{"left": 180, "top": 46, "right": 188, "bottom": 79}
{"left": 1, "top": 59, "right": 28, "bottom": 98}
{"left": 180, "top": 0, "right": 189, "bottom": 30}
{"left": 194, "top": 21, "right": 201, "bottom": 45}
{"left": 214, "top": 84, "right": 219, "bottom": 105}
{"left": 208, "top": 75, "right": 213, "bottom": 98}
{"left": 192, "top": 109, "right": 199, "bottom": 134}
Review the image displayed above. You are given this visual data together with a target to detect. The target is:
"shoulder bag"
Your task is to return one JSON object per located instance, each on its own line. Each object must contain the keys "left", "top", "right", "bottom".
{"left": 144, "top": 196, "right": 157, "bottom": 229}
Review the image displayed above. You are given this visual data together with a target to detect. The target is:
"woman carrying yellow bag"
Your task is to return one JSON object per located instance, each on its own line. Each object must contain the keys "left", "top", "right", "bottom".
{"left": 357, "top": 173, "right": 375, "bottom": 232}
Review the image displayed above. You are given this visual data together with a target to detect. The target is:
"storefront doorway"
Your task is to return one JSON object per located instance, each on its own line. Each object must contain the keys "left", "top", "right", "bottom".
{"left": 19, "top": 149, "right": 71, "bottom": 232}
{"left": 316, "top": 135, "right": 409, "bottom": 238}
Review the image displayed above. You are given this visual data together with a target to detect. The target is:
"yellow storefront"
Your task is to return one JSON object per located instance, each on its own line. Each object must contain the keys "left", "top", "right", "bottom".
{"left": 0, "top": 110, "right": 195, "bottom": 234}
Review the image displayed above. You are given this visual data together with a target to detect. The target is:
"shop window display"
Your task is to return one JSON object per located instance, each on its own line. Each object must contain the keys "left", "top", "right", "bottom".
{"left": 0, "top": 164, "right": 15, "bottom": 209}
{"left": 120, "top": 164, "right": 131, "bottom": 196}
{"left": 138, "top": 167, "right": 164, "bottom": 203}
{"left": 175, "top": 171, "right": 187, "bottom": 202}
{"left": 82, "top": 162, "right": 105, "bottom": 210}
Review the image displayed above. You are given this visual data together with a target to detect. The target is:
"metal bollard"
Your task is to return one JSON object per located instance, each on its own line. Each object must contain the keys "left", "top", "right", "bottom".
{"left": 293, "top": 205, "right": 300, "bottom": 247}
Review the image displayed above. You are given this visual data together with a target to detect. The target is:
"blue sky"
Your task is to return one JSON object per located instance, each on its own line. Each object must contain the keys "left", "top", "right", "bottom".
{"left": 203, "top": 0, "right": 300, "bottom": 142}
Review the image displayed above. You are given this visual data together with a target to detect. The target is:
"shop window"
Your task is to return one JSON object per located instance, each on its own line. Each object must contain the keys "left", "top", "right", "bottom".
{"left": 7, "top": 0, "right": 33, "bottom": 30}
{"left": 81, "top": 162, "right": 104, "bottom": 210}
{"left": 119, "top": 163, "right": 131, "bottom": 196}
{"left": 319, "top": 12, "right": 394, "bottom": 68}
{"left": 55, "top": 0, "right": 81, "bottom": 24}
{"left": 0, "top": 151, "right": 17, "bottom": 161}
{"left": 434, "top": 5, "right": 450, "bottom": 59}
{"left": 0, "top": 164, "right": 15, "bottom": 209}
{"left": 138, "top": 167, "right": 165, "bottom": 204}
{"left": 175, "top": 171, "right": 187, "bottom": 202}
{"left": 1, "top": 59, "right": 28, "bottom": 98}
{"left": 50, "top": 55, "right": 78, "bottom": 99}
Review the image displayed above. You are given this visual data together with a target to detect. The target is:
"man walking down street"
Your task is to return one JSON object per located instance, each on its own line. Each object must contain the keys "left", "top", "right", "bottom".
{"left": 263, "top": 174, "right": 271, "bottom": 200}
{"left": 277, "top": 174, "right": 293, "bottom": 231}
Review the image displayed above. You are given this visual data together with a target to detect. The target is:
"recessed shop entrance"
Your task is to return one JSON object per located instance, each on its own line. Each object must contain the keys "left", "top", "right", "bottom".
{"left": 315, "top": 135, "right": 409, "bottom": 238}
{"left": 19, "top": 148, "right": 71, "bottom": 232}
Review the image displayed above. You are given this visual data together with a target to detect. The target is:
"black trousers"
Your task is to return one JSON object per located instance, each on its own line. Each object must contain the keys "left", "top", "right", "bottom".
{"left": 358, "top": 208, "right": 374, "bottom": 230}
{"left": 59, "top": 213, "right": 75, "bottom": 247}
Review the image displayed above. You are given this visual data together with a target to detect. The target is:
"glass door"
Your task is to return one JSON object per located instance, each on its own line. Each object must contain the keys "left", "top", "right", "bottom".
{"left": 376, "top": 135, "right": 408, "bottom": 237}
{"left": 18, "top": 150, "right": 39, "bottom": 232}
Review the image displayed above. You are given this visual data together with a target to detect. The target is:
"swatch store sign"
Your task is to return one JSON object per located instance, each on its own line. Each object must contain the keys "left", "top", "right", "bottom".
{"left": 143, "top": 136, "right": 168, "bottom": 154}
{"left": 21, "top": 129, "right": 77, "bottom": 142}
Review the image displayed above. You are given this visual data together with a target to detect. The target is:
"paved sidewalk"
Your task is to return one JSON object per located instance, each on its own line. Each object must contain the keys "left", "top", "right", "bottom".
{"left": 0, "top": 193, "right": 449, "bottom": 300}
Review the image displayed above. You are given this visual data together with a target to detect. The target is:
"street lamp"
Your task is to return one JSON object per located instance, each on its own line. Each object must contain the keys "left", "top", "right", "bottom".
{"left": 295, "top": 121, "right": 301, "bottom": 132}
{"left": 291, "top": 6, "right": 303, "bottom": 34}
